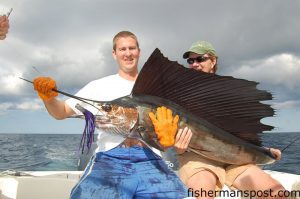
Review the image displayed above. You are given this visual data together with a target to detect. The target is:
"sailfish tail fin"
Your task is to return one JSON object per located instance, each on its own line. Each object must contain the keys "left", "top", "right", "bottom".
{"left": 132, "top": 48, "right": 274, "bottom": 146}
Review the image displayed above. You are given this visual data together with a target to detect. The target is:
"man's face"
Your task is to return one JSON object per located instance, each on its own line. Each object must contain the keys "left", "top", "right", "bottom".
{"left": 188, "top": 52, "right": 216, "bottom": 73}
{"left": 112, "top": 37, "right": 140, "bottom": 74}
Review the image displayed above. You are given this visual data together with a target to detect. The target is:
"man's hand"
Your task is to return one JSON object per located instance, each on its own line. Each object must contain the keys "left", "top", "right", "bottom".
{"left": 149, "top": 106, "right": 179, "bottom": 148}
{"left": 0, "top": 16, "right": 9, "bottom": 40}
{"left": 268, "top": 148, "right": 282, "bottom": 160}
{"left": 174, "top": 127, "right": 192, "bottom": 154}
{"left": 33, "top": 77, "right": 58, "bottom": 101}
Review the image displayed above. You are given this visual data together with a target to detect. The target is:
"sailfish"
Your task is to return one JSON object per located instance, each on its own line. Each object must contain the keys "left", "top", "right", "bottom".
{"left": 75, "top": 48, "right": 276, "bottom": 166}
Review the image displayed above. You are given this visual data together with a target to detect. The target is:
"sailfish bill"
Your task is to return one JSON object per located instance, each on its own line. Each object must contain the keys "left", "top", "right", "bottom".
{"left": 76, "top": 48, "right": 276, "bottom": 165}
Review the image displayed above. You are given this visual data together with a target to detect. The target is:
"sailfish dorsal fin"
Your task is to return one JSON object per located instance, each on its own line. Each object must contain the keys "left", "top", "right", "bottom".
{"left": 132, "top": 48, "right": 274, "bottom": 146}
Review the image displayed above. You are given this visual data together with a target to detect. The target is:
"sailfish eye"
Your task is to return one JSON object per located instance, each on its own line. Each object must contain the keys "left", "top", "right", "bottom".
{"left": 101, "top": 103, "right": 112, "bottom": 112}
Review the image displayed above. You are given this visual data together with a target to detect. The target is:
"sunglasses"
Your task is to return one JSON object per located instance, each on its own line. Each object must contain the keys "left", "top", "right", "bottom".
{"left": 187, "top": 56, "right": 210, "bottom": 64}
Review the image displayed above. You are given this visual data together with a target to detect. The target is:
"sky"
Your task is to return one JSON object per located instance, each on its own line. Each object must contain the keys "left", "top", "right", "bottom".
{"left": 0, "top": 0, "right": 299, "bottom": 134}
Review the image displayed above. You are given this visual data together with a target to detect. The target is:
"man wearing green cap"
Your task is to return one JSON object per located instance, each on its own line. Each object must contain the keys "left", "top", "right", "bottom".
{"left": 173, "top": 41, "right": 286, "bottom": 199}
{"left": 182, "top": 40, "right": 218, "bottom": 73}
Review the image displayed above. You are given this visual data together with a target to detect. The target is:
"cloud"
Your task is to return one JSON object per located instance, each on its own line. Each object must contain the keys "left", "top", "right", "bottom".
{"left": 0, "top": 70, "right": 24, "bottom": 96}
{"left": 0, "top": 99, "right": 42, "bottom": 115}
{"left": 15, "top": 100, "right": 42, "bottom": 110}
{"left": 229, "top": 53, "right": 300, "bottom": 101}
{"left": 272, "top": 100, "right": 300, "bottom": 110}
{"left": 1, "top": 0, "right": 300, "bottom": 132}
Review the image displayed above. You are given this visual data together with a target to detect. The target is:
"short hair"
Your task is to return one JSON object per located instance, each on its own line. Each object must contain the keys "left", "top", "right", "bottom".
{"left": 113, "top": 31, "right": 139, "bottom": 50}
{"left": 207, "top": 53, "right": 218, "bottom": 73}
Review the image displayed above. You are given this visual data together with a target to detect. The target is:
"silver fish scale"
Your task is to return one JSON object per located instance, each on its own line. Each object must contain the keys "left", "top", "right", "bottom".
{"left": 110, "top": 127, "right": 128, "bottom": 137}
{"left": 98, "top": 125, "right": 131, "bottom": 137}
{"left": 104, "top": 126, "right": 143, "bottom": 140}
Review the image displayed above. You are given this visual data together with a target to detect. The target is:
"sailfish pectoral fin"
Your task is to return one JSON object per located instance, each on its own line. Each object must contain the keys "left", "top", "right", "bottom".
{"left": 129, "top": 125, "right": 165, "bottom": 151}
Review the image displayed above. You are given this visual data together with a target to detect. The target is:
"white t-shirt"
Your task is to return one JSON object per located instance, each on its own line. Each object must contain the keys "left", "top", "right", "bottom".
{"left": 66, "top": 74, "right": 161, "bottom": 156}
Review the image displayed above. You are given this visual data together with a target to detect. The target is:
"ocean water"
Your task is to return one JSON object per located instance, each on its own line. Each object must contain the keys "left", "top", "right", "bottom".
{"left": 0, "top": 132, "right": 300, "bottom": 174}
{"left": 0, "top": 134, "right": 80, "bottom": 171}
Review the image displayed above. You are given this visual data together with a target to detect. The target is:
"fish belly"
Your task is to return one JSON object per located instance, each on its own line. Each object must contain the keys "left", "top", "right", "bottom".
{"left": 185, "top": 120, "right": 275, "bottom": 165}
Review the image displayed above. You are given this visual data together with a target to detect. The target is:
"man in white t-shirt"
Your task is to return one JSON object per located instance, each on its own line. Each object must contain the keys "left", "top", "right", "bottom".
{"left": 33, "top": 31, "right": 188, "bottom": 199}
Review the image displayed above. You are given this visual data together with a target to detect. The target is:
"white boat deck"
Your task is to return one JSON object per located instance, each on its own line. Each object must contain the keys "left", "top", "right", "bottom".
{"left": 0, "top": 170, "right": 299, "bottom": 199}
{"left": 0, "top": 171, "right": 82, "bottom": 199}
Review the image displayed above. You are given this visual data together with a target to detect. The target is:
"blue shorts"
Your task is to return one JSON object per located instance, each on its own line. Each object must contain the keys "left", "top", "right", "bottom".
{"left": 70, "top": 145, "right": 188, "bottom": 199}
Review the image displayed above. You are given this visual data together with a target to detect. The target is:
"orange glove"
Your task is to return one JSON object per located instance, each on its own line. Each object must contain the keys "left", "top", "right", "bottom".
{"left": 149, "top": 106, "right": 179, "bottom": 148}
{"left": 33, "top": 77, "right": 58, "bottom": 101}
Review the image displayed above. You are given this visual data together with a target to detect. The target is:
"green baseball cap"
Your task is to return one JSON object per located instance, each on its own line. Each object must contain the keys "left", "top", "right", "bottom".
{"left": 183, "top": 41, "right": 217, "bottom": 59}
